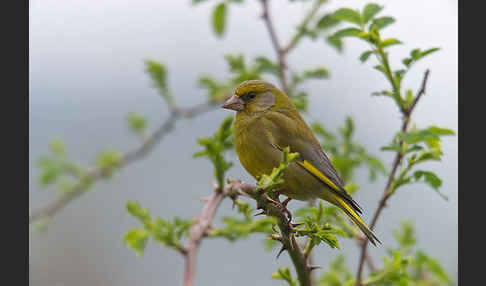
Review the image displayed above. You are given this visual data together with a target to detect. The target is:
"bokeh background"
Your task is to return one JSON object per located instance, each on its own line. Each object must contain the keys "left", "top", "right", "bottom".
{"left": 29, "top": 0, "right": 457, "bottom": 285}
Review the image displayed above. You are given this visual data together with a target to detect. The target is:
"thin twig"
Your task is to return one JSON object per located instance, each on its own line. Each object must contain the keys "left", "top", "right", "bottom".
{"left": 355, "top": 70, "right": 431, "bottom": 285}
{"left": 260, "top": 0, "right": 289, "bottom": 93}
{"left": 29, "top": 101, "right": 222, "bottom": 226}
{"left": 182, "top": 180, "right": 256, "bottom": 286}
{"left": 183, "top": 186, "right": 224, "bottom": 286}
{"left": 282, "top": 0, "right": 323, "bottom": 54}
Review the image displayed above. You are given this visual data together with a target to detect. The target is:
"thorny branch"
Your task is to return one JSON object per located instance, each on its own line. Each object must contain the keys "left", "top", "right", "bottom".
{"left": 29, "top": 100, "right": 223, "bottom": 226}
{"left": 183, "top": 181, "right": 238, "bottom": 286}
{"left": 355, "top": 70, "right": 431, "bottom": 285}
{"left": 260, "top": 0, "right": 289, "bottom": 93}
{"left": 181, "top": 179, "right": 316, "bottom": 286}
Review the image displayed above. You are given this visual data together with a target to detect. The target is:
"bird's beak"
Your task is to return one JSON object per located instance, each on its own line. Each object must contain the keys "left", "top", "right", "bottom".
{"left": 222, "top": 94, "right": 245, "bottom": 111}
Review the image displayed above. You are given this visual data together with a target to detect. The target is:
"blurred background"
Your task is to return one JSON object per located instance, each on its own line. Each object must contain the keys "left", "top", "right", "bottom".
{"left": 29, "top": 0, "right": 457, "bottom": 285}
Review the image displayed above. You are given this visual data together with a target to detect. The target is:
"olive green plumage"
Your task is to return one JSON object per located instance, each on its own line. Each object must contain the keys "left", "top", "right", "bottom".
{"left": 222, "top": 80, "right": 380, "bottom": 245}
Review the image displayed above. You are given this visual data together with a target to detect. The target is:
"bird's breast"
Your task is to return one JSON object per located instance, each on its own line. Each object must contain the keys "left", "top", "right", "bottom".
{"left": 234, "top": 115, "right": 280, "bottom": 180}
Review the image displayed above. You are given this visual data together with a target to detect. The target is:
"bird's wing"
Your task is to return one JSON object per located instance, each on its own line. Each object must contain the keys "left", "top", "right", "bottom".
{"left": 263, "top": 110, "right": 363, "bottom": 214}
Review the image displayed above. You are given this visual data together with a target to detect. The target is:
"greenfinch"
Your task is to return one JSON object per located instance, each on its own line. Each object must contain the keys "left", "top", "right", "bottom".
{"left": 222, "top": 80, "right": 379, "bottom": 245}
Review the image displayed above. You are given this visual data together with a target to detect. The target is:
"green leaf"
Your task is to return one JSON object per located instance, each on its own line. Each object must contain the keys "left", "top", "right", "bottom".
{"left": 145, "top": 60, "right": 171, "bottom": 102}
{"left": 403, "top": 47, "right": 441, "bottom": 68}
{"left": 96, "top": 150, "right": 123, "bottom": 175}
{"left": 332, "top": 8, "right": 362, "bottom": 25}
{"left": 49, "top": 138, "right": 66, "bottom": 157}
{"left": 340, "top": 116, "right": 354, "bottom": 140}
{"left": 333, "top": 27, "right": 362, "bottom": 38}
{"left": 414, "top": 250, "right": 452, "bottom": 283}
{"left": 197, "top": 76, "right": 230, "bottom": 102}
{"left": 380, "top": 144, "right": 401, "bottom": 152}
{"left": 212, "top": 3, "right": 227, "bottom": 37}
{"left": 294, "top": 219, "right": 343, "bottom": 249}
{"left": 381, "top": 38, "right": 402, "bottom": 48}
{"left": 316, "top": 13, "right": 340, "bottom": 30}
{"left": 194, "top": 116, "right": 234, "bottom": 186}
{"left": 209, "top": 216, "right": 276, "bottom": 241}
{"left": 302, "top": 67, "right": 330, "bottom": 79}
{"left": 319, "top": 255, "right": 354, "bottom": 286}
{"left": 413, "top": 170, "right": 442, "bottom": 189}
{"left": 374, "top": 64, "right": 386, "bottom": 75}
{"left": 126, "top": 200, "right": 151, "bottom": 222}
{"left": 254, "top": 56, "right": 280, "bottom": 76}
{"left": 392, "top": 221, "right": 416, "bottom": 249}
{"left": 123, "top": 228, "right": 149, "bottom": 256}
{"left": 370, "top": 16, "right": 395, "bottom": 30}
{"left": 402, "top": 57, "right": 413, "bottom": 68}
{"left": 428, "top": 126, "right": 455, "bottom": 136}
{"left": 420, "top": 47, "right": 441, "bottom": 58}
{"left": 292, "top": 92, "right": 308, "bottom": 112}
{"left": 225, "top": 54, "right": 245, "bottom": 72}
{"left": 413, "top": 170, "right": 448, "bottom": 200}
{"left": 362, "top": 3, "right": 383, "bottom": 24}
{"left": 272, "top": 267, "right": 297, "bottom": 286}
{"left": 372, "top": 90, "right": 393, "bottom": 97}
{"left": 327, "top": 35, "right": 343, "bottom": 52}
{"left": 126, "top": 113, "right": 148, "bottom": 136}
{"left": 359, "top": 50, "right": 373, "bottom": 63}
{"left": 257, "top": 147, "right": 299, "bottom": 191}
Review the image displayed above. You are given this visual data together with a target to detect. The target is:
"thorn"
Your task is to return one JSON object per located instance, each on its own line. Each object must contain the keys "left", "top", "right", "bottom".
{"left": 264, "top": 193, "right": 280, "bottom": 205}
{"left": 254, "top": 211, "right": 266, "bottom": 216}
{"left": 198, "top": 196, "right": 211, "bottom": 203}
{"left": 276, "top": 245, "right": 287, "bottom": 259}
{"left": 308, "top": 265, "right": 322, "bottom": 272}
{"left": 282, "top": 197, "right": 292, "bottom": 207}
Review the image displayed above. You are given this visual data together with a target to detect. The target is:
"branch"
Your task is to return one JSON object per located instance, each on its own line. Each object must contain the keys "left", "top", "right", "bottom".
{"left": 29, "top": 101, "right": 222, "bottom": 226}
{"left": 182, "top": 179, "right": 315, "bottom": 286}
{"left": 233, "top": 180, "right": 313, "bottom": 286}
{"left": 259, "top": 0, "right": 289, "bottom": 93}
{"left": 183, "top": 181, "right": 238, "bottom": 286}
{"left": 282, "top": 0, "right": 323, "bottom": 54}
{"left": 355, "top": 70, "right": 431, "bottom": 285}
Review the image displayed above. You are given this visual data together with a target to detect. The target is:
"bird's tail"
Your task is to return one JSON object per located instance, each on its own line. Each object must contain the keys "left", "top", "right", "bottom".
{"left": 333, "top": 196, "right": 381, "bottom": 246}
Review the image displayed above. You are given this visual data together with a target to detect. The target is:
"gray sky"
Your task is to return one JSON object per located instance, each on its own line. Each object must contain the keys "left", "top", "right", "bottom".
{"left": 30, "top": 0, "right": 457, "bottom": 285}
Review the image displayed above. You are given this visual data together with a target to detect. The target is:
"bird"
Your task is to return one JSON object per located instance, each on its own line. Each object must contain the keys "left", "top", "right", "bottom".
{"left": 222, "top": 79, "right": 380, "bottom": 245}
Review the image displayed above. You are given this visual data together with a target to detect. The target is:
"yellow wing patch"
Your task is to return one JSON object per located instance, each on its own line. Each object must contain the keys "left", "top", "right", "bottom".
{"left": 297, "top": 160, "right": 340, "bottom": 191}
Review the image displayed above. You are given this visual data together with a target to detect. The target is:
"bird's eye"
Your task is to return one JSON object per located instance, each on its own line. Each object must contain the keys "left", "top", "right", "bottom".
{"left": 243, "top": 92, "right": 257, "bottom": 101}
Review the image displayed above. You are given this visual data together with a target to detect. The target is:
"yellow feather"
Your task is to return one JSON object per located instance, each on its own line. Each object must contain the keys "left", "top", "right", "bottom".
{"left": 297, "top": 159, "right": 379, "bottom": 245}
{"left": 297, "top": 160, "right": 340, "bottom": 191}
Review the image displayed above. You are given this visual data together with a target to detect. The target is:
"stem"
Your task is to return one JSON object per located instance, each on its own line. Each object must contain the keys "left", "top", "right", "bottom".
{"left": 260, "top": 0, "right": 289, "bottom": 93}
{"left": 232, "top": 181, "right": 313, "bottom": 286}
{"left": 269, "top": 204, "right": 312, "bottom": 286}
{"left": 355, "top": 70, "right": 430, "bottom": 285}
{"left": 29, "top": 101, "right": 222, "bottom": 226}
{"left": 283, "top": 0, "right": 323, "bottom": 54}
{"left": 183, "top": 186, "right": 226, "bottom": 286}
{"left": 376, "top": 46, "right": 403, "bottom": 109}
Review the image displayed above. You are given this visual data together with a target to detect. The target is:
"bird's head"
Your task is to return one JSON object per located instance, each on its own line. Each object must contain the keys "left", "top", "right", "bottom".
{"left": 222, "top": 80, "right": 293, "bottom": 113}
